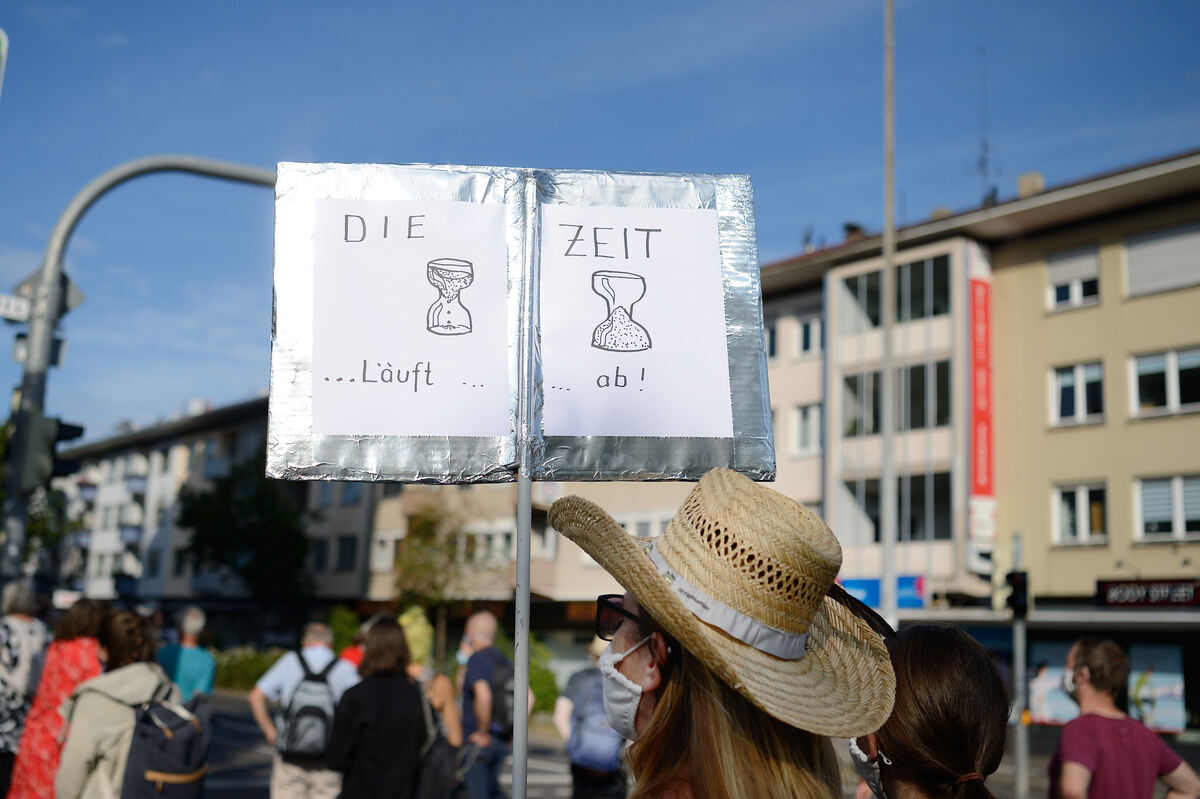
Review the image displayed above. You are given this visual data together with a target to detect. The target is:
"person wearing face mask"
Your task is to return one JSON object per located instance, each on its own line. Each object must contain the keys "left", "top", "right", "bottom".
{"left": 1049, "top": 637, "right": 1200, "bottom": 799}
{"left": 549, "top": 467, "right": 896, "bottom": 799}
{"left": 849, "top": 625, "right": 1008, "bottom": 799}
{"left": 457, "top": 611, "right": 534, "bottom": 799}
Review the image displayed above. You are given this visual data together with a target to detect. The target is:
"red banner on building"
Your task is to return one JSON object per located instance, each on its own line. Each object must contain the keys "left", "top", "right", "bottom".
{"left": 970, "top": 277, "right": 993, "bottom": 497}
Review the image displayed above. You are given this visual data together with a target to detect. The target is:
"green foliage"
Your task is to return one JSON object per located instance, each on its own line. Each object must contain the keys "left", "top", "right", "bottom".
{"left": 212, "top": 646, "right": 287, "bottom": 690}
{"left": 328, "top": 604, "right": 360, "bottom": 654}
{"left": 494, "top": 628, "right": 558, "bottom": 714}
{"left": 178, "top": 449, "right": 313, "bottom": 609}
{"left": 394, "top": 507, "right": 462, "bottom": 608}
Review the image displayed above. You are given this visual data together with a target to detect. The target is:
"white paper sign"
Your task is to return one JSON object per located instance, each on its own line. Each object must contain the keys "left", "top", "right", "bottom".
{"left": 311, "top": 199, "right": 511, "bottom": 437}
{"left": 540, "top": 205, "right": 733, "bottom": 438}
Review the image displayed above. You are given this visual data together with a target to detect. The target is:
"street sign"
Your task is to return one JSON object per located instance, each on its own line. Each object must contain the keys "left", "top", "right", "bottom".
{"left": 13, "top": 269, "right": 85, "bottom": 318}
{"left": 0, "top": 293, "right": 29, "bottom": 322}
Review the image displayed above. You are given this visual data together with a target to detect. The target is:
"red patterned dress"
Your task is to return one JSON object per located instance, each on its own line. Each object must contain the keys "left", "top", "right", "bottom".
{"left": 7, "top": 637, "right": 101, "bottom": 799}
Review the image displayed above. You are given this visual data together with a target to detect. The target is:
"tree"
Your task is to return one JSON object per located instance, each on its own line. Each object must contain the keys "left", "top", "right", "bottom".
{"left": 394, "top": 504, "right": 466, "bottom": 669}
{"left": 178, "top": 449, "right": 313, "bottom": 615}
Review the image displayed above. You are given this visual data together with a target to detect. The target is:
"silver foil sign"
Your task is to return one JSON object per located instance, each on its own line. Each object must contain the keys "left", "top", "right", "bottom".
{"left": 267, "top": 162, "right": 773, "bottom": 483}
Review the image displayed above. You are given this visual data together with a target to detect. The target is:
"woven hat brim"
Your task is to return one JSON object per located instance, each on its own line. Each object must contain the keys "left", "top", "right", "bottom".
{"left": 550, "top": 495, "right": 895, "bottom": 738}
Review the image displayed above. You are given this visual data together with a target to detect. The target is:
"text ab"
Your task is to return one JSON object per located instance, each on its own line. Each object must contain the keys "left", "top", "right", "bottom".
{"left": 596, "top": 366, "right": 646, "bottom": 390}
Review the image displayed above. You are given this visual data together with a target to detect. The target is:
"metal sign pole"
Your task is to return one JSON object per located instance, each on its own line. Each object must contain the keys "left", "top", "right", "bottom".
{"left": 1012, "top": 533, "right": 1029, "bottom": 799}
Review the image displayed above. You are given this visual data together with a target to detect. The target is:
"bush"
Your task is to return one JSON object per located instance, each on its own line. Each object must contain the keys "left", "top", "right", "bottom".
{"left": 328, "top": 605, "right": 361, "bottom": 655}
{"left": 213, "top": 646, "right": 287, "bottom": 690}
{"left": 493, "top": 630, "right": 558, "bottom": 714}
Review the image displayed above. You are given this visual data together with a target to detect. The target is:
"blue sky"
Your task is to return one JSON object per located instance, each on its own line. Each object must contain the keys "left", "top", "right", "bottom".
{"left": 1, "top": 1, "right": 1197, "bottom": 440}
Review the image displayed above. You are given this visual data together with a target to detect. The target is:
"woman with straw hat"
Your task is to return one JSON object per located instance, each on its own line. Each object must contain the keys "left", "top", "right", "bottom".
{"left": 549, "top": 467, "right": 896, "bottom": 799}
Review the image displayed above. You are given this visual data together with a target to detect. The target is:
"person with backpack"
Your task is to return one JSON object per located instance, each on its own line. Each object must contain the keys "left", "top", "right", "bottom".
{"left": 553, "top": 636, "right": 626, "bottom": 799}
{"left": 327, "top": 618, "right": 426, "bottom": 798}
{"left": 248, "top": 622, "right": 360, "bottom": 799}
{"left": 57, "top": 610, "right": 206, "bottom": 799}
{"left": 457, "top": 611, "right": 534, "bottom": 799}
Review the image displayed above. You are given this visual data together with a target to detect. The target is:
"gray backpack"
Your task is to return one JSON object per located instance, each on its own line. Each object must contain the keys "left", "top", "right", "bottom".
{"left": 275, "top": 652, "right": 337, "bottom": 759}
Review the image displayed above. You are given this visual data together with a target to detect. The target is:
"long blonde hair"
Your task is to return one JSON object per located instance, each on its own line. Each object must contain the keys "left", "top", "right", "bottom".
{"left": 627, "top": 638, "right": 841, "bottom": 799}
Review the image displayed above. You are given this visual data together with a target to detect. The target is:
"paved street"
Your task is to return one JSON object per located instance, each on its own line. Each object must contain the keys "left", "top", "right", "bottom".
{"left": 205, "top": 691, "right": 573, "bottom": 799}
{"left": 206, "top": 691, "right": 1198, "bottom": 798}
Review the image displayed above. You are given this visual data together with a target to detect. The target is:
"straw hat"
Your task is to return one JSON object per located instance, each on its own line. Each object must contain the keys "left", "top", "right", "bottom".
{"left": 548, "top": 468, "right": 895, "bottom": 738}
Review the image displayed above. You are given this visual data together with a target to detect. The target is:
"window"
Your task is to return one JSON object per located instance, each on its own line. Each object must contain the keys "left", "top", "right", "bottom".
{"left": 841, "top": 271, "right": 882, "bottom": 332}
{"left": 1054, "top": 484, "right": 1107, "bottom": 544}
{"left": 335, "top": 535, "right": 357, "bottom": 572}
{"left": 373, "top": 538, "right": 396, "bottom": 571}
{"left": 316, "top": 482, "right": 334, "bottom": 509}
{"left": 793, "top": 404, "right": 822, "bottom": 455}
{"left": 896, "top": 254, "right": 951, "bottom": 321}
{"left": 145, "top": 549, "right": 160, "bottom": 579}
{"left": 1125, "top": 223, "right": 1200, "bottom": 297}
{"left": 1133, "top": 348, "right": 1200, "bottom": 415}
{"left": 1052, "top": 362, "right": 1103, "bottom": 424}
{"left": 382, "top": 484, "right": 404, "bottom": 498}
{"left": 635, "top": 521, "right": 652, "bottom": 538}
{"left": 843, "top": 473, "right": 951, "bottom": 543}
{"left": 843, "top": 371, "right": 879, "bottom": 436}
{"left": 1046, "top": 248, "right": 1100, "bottom": 310}
{"left": 897, "top": 361, "right": 951, "bottom": 430}
{"left": 341, "top": 482, "right": 363, "bottom": 506}
{"left": 797, "top": 316, "right": 824, "bottom": 357}
{"left": 172, "top": 548, "right": 188, "bottom": 577}
{"left": 312, "top": 538, "right": 328, "bottom": 573}
{"left": 765, "top": 320, "right": 777, "bottom": 358}
{"left": 1137, "top": 475, "right": 1200, "bottom": 540}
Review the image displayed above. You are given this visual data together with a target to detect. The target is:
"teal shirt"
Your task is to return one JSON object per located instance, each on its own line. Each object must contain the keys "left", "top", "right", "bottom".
{"left": 157, "top": 643, "right": 216, "bottom": 701}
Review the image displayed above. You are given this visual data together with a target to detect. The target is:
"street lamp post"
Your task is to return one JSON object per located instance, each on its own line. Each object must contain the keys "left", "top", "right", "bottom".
{"left": 1, "top": 155, "right": 275, "bottom": 578}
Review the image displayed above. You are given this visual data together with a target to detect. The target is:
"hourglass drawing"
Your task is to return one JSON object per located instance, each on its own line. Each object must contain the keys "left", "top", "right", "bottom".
{"left": 426, "top": 258, "right": 474, "bottom": 336}
{"left": 591, "top": 270, "right": 652, "bottom": 352}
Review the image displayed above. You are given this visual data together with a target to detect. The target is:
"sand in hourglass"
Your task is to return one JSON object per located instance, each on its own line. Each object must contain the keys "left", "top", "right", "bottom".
{"left": 426, "top": 258, "right": 473, "bottom": 335}
{"left": 591, "top": 270, "right": 651, "bottom": 351}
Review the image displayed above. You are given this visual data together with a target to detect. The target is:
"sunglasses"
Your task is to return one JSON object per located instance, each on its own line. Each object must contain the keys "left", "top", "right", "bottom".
{"left": 595, "top": 594, "right": 643, "bottom": 641}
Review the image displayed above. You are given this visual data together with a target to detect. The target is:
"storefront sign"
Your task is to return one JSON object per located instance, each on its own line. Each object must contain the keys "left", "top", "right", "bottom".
{"left": 966, "top": 241, "right": 995, "bottom": 576}
{"left": 838, "top": 575, "right": 925, "bottom": 609}
{"left": 1097, "top": 578, "right": 1200, "bottom": 608}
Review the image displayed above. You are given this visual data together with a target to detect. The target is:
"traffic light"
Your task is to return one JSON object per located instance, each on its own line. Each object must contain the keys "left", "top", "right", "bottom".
{"left": 1005, "top": 570, "right": 1029, "bottom": 619}
{"left": 19, "top": 408, "right": 83, "bottom": 494}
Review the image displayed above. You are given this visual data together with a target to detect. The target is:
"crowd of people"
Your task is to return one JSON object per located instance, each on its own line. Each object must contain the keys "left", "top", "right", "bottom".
{"left": 0, "top": 467, "right": 1196, "bottom": 799}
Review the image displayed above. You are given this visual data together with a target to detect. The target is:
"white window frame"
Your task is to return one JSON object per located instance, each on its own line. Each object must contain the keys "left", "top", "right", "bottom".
{"left": 1050, "top": 362, "right": 1104, "bottom": 425}
{"left": 796, "top": 315, "right": 823, "bottom": 359}
{"left": 1046, "top": 248, "right": 1100, "bottom": 311}
{"left": 1129, "top": 348, "right": 1200, "bottom": 417}
{"left": 1052, "top": 483, "right": 1107, "bottom": 545}
{"left": 1134, "top": 475, "right": 1200, "bottom": 541}
{"left": 792, "top": 403, "right": 822, "bottom": 456}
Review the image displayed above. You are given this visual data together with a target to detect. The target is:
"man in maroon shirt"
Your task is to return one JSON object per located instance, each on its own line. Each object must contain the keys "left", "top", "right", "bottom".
{"left": 1049, "top": 637, "right": 1200, "bottom": 799}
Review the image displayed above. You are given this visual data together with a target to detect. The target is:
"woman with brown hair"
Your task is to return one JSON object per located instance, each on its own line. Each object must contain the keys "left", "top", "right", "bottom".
{"left": 57, "top": 609, "right": 181, "bottom": 799}
{"left": 850, "top": 625, "right": 1009, "bottom": 799}
{"left": 8, "top": 598, "right": 105, "bottom": 799}
{"left": 549, "top": 468, "right": 896, "bottom": 799}
{"left": 328, "top": 617, "right": 427, "bottom": 799}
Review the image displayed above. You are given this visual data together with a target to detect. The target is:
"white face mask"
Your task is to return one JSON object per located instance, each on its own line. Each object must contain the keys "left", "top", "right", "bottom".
{"left": 848, "top": 737, "right": 891, "bottom": 799}
{"left": 598, "top": 635, "right": 651, "bottom": 741}
{"left": 1061, "top": 667, "right": 1077, "bottom": 698}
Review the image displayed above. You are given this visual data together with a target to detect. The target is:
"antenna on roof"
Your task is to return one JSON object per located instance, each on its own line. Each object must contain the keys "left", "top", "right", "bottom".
{"left": 976, "top": 44, "right": 998, "bottom": 206}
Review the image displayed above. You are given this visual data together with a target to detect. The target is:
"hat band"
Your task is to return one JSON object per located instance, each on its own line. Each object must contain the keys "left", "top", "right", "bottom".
{"left": 643, "top": 540, "right": 809, "bottom": 660}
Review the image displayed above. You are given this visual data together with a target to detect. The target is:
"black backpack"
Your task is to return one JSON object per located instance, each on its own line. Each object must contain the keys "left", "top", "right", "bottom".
{"left": 485, "top": 649, "right": 515, "bottom": 740}
{"left": 275, "top": 651, "right": 337, "bottom": 759}
{"left": 84, "top": 679, "right": 212, "bottom": 799}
